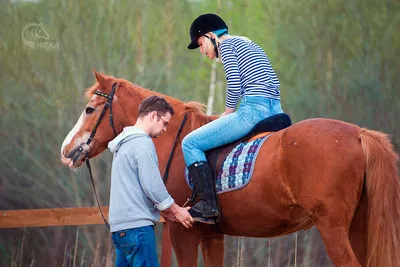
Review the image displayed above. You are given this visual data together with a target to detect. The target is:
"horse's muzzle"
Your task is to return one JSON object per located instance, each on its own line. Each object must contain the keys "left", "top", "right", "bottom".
{"left": 62, "top": 143, "right": 91, "bottom": 168}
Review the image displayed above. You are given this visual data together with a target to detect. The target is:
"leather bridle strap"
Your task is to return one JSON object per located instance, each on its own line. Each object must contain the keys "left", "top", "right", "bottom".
{"left": 88, "top": 83, "right": 118, "bottom": 145}
{"left": 82, "top": 82, "right": 118, "bottom": 229}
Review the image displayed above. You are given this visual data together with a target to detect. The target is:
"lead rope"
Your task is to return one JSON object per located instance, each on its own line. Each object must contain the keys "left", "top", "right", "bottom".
{"left": 86, "top": 159, "right": 110, "bottom": 229}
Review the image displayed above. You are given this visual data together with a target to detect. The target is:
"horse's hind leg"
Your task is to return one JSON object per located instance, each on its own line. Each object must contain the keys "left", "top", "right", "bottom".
{"left": 298, "top": 172, "right": 364, "bottom": 266}
{"left": 306, "top": 200, "right": 362, "bottom": 267}
{"left": 315, "top": 220, "right": 360, "bottom": 266}
{"left": 168, "top": 223, "right": 201, "bottom": 267}
{"left": 349, "top": 187, "right": 368, "bottom": 266}
{"left": 200, "top": 233, "right": 224, "bottom": 267}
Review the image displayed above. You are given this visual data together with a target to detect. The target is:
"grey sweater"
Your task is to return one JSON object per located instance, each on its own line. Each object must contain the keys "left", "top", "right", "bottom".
{"left": 107, "top": 126, "right": 174, "bottom": 232}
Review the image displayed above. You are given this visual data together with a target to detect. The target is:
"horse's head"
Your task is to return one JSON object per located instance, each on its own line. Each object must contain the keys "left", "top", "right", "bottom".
{"left": 61, "top": 69, "right": 124, "bottom": 168}
{"left": 61, "top": 69, "right": 212, "bottom": 169}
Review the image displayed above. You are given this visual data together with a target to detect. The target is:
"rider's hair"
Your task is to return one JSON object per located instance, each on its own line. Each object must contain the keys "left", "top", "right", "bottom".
{"left": 138, "top": 95, "right": 174, "bottom": 117}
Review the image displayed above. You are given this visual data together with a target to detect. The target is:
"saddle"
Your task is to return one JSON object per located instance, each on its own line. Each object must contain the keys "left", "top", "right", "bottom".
{"left": 205, "top": 113, "right": 292, "bottom": 177}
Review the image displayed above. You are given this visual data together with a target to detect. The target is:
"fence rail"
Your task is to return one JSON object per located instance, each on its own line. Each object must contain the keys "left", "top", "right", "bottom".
{"left": 0, "top": 207, "right": 171, "bottom": 267}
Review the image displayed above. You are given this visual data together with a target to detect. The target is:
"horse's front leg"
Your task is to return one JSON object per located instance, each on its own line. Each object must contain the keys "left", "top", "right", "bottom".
{"left": 168, "top": 222, "right": 201, "bottom": 267}
{"left": 200, "top": 233, "right": 224, "bottom": 267}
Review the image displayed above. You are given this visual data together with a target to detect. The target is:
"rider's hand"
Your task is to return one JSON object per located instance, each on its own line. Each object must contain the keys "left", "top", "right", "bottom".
{"left": 220, "top": 107, "right": 235, "bottom": 117}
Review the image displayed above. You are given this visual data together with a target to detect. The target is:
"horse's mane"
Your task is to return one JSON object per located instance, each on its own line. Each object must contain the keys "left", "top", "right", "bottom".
{"left": 182, "top": 102, "right": 213, "bottom": 130}
{"left": 84, "top": 75, "right": 213, "bottom": 130}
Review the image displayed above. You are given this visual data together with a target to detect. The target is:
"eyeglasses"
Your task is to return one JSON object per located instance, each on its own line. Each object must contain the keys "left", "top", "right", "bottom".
{"left": 156, "top": 113, "right": 169, "bottom": 128}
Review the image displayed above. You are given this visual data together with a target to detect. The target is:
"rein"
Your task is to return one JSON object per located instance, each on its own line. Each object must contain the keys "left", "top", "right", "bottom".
{"left": 163, "top": 113, "right": 188, "bottom": 183}
{"left": 75, "top": 82, "right": 188, "bottom": 229}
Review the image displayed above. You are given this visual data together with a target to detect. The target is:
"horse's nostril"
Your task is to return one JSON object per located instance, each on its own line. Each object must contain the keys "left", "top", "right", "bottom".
{"left": 66, "top": 146, "right": 80, "bottom": 159}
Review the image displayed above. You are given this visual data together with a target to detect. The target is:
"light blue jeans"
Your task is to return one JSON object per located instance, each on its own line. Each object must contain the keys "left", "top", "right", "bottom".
{"left": 112, "top": 226, "right": 159, "bottom": 267}
{"left": 182, "top": 96, "right": 283, "bottom": 166}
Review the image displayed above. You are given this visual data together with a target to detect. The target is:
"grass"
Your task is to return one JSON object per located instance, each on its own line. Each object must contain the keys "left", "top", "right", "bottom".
{"left": 4, "top": 226, "right": 333, "bottom": 267}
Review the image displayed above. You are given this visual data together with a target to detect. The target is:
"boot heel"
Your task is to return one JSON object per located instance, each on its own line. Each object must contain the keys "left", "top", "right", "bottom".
{"left": 188, "top": 209, "right": 216, "bottom": 225}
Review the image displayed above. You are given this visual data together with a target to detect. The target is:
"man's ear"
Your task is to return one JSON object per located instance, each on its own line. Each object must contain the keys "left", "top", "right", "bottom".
{"left": 149, "top": 111, "right": 157, "bottom": 121}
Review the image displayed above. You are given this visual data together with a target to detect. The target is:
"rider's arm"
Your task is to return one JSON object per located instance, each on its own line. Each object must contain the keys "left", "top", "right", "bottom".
{"left": 220, "top": 41, "right": 241, "bottom": 110}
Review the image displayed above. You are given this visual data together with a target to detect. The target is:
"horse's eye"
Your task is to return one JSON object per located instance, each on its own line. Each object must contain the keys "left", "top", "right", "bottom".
{"left": 85, "top": 107, "right": 95, "bottom": 114}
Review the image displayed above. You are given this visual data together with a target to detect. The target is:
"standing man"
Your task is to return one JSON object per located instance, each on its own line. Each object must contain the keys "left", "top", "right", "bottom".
{"left": 108, "top": 95, "right": 194, "bottom": 267}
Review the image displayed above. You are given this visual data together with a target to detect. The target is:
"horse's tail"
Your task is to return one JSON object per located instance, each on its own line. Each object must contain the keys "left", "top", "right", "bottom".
{"left": 359, "top": 129, "right": 400, "bottom": 267}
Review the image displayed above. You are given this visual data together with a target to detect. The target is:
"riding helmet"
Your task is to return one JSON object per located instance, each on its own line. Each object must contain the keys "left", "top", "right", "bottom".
{"left": 187, "top": 14, "right": 228, "bottom": 49}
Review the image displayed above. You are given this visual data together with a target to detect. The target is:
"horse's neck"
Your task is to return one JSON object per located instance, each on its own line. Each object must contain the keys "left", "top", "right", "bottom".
{"left": 154, "top": 112, "right": 190, "bottom": 158}
{"left": 116, "top": 85, "right": 210, "bottom": 166}
{"left": 116, "top": 90, "right": 142, "bottom": 126}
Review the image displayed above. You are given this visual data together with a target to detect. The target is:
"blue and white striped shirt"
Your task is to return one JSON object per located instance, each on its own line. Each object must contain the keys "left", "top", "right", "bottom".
{"left": 220, "top": 37, "right": 280, "bottom": 108}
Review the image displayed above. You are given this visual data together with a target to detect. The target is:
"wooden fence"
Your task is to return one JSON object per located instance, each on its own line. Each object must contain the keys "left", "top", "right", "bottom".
{"left": 0, "top": 207, "right": 172, "bottom": 266}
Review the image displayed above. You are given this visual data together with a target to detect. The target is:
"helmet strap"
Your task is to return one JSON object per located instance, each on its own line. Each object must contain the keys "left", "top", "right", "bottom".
{"left": 204, "top": 35, "right": 219, "bottom": 58}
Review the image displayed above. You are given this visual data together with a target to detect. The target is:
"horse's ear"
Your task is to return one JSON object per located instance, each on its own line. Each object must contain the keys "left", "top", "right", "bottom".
{"left": 92, "top": 68, "right": 105, "bottom": 85}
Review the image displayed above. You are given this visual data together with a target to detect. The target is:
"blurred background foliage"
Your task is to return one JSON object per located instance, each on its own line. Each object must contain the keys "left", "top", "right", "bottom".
{"left": 0, "top": 0, "right": 398, "bottom": 266}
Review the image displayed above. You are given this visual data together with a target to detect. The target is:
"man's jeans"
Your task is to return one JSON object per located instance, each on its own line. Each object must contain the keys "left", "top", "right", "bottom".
{"left": 112, "top": 226, "right": 159, "bottom": 267}
{"left": 182, "top": 96, "right": 284, "bottom": 166}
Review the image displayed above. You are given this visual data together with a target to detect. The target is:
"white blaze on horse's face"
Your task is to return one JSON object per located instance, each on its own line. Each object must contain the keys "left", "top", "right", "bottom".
{"left": 60, "top": 95, "right": 99, "bottom": 166}
{"left": 61, "top": 112, "right": 84, "bottom": 155}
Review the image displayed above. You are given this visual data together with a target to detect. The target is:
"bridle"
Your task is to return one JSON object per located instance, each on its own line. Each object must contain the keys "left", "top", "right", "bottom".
{"left": 88, "top": 84, "right": 118, "bottom": 142}
{"left": 72, "top": 82, "right": 118, "bottom": 167}
{"left": 71, "top": 82, "right": 119, "bottom": 229}
{"left": 71, "top": 82, "right": 188, "bottom": 229}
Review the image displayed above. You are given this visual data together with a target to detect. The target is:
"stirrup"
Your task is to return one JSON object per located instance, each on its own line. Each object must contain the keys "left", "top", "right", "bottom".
{"left": 188, "top": 209, "right": 216, "bottom": 225}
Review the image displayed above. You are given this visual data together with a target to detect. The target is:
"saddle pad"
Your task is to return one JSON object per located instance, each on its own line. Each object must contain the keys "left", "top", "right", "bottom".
{"left": 185, "top": 134, "right": 271, "bottom": 194}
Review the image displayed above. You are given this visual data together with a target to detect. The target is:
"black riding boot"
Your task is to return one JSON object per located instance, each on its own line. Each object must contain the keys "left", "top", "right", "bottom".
{"left": 188, "top": 161, "right": 219, "bottom": 224}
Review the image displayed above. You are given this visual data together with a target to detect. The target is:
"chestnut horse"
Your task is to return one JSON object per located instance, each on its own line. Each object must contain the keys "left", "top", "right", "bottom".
{"left": 61, "top": 70, "right": 400, "bottom": 267}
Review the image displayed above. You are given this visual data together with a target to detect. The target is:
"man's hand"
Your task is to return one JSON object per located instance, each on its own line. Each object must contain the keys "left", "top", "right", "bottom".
{"left": 161, "top": 203, "right": 194, "bottom": 228}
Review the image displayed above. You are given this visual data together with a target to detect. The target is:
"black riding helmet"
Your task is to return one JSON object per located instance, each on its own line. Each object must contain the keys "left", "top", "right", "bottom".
{"left": 187, "top": 14, "right": 228, "bottom": 50}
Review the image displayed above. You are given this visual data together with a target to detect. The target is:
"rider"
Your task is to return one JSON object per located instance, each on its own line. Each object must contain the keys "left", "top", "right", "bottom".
{"left": 182, "top": 14, "right": 284, "bottom": 224}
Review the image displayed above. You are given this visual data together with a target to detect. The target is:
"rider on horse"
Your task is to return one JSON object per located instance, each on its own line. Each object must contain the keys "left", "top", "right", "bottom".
{"left": 183, "top": 14, "right": 284, "bottom": 224}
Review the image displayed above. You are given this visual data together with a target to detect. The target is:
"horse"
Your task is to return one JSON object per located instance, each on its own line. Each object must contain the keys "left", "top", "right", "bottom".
{"left": 61, "top": 69, "right": 400, "bottom": 267}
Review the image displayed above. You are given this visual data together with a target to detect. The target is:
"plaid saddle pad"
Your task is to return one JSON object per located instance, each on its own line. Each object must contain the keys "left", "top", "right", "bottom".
{"left": 185, "top": 134, "right": 271, "bottom": 194}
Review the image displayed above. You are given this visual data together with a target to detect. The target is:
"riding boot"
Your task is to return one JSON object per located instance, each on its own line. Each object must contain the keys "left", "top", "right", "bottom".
{"left": 188, "top": 161, "right": 219, "bottom": 224}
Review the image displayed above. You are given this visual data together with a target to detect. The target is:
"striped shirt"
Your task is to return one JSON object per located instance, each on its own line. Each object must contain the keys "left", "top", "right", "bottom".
{"left": 220, "top": 36, "right": 280, "bottom": 108}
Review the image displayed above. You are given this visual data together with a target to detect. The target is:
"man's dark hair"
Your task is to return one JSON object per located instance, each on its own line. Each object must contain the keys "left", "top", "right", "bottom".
{"left": 138, "top": 95, "right": 174, "bottom": 117}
